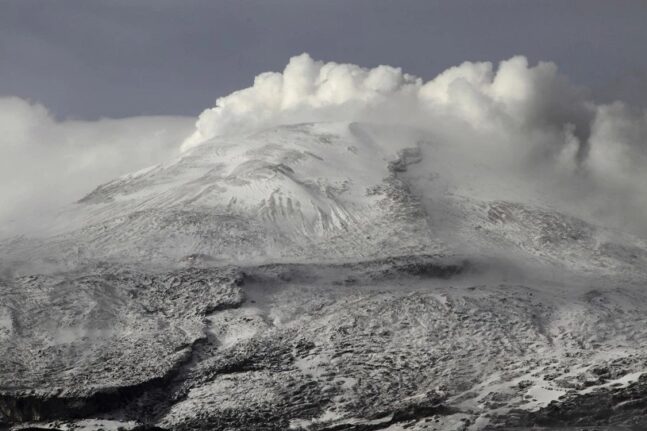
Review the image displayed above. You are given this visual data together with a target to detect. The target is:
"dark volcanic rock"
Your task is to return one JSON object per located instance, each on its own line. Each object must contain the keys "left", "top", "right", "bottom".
{"left": 3, "top": 257, "right": 647, "bottom": 430}
{"left": 489, "top": 373, "right": 647, "bottom": 430}
{"left": 0, "top": 266, "right": 244, "bottom": 423}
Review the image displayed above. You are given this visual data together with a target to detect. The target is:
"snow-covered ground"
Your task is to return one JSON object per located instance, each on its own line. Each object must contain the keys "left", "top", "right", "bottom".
{"left": 2, "top": 122, "right": 647, "bottom": 430}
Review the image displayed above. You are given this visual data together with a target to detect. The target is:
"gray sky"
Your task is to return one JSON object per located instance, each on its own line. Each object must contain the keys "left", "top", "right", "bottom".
{"left": 1, "top": 0, "right": 647, "bottom": 120}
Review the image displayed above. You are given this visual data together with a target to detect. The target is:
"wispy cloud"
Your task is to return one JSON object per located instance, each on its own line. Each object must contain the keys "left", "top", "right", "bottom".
{"left": 0, "top": 97, "right": 193, "bottom": 235}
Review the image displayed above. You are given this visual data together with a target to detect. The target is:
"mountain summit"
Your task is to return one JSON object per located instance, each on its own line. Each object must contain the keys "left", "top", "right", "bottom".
{"left": 5, "top": 122, "right": 440, "bottom": 266}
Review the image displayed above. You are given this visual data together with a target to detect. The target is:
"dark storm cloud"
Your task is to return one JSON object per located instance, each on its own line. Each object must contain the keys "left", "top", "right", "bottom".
{"left": 1, "top": 0, "right": 646, "bottom": 120}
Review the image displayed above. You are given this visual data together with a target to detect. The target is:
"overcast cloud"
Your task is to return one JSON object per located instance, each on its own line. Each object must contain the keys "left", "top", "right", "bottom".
{"left": 1, "top": 0, "right": 647, "bottom": 120}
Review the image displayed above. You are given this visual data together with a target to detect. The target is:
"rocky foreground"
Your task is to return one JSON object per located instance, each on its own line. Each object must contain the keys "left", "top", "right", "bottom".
{"left": 2, "top": 255, "right": 647, "bottom": 430}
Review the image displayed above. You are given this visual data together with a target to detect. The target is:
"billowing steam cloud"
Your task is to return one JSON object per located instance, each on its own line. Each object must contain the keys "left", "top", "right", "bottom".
{"left": 182, "top": 54, "right": 594, "bottom": 154}
{"left": 0, "top": 97, "right": 193, "bottom": 236}
{"left": 2, "top": 54, "right": 646, "bottom": 238}
{"left": 182, "top": 54, "right": 647, "bottom": 235}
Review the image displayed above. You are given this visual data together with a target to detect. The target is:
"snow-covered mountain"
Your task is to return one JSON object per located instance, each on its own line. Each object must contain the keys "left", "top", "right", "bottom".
{"left": 5, "top": 121, "right": 647, "bottom": 276}
{"left": 3, "top": 122, "right": 439, "bottom": 267}
{"left": 2, "top": 122, "right": 647, "bottom": 430}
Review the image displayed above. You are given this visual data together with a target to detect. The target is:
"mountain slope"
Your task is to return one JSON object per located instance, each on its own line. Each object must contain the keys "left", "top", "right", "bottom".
{"left": 4, "top": 121, "right": 647, "bottom": 278}
{"left": 2, "top": 121, "right": 647, "bottom": 430}
{"left": 3, "top": 123, "right": 442, "bottom": 267}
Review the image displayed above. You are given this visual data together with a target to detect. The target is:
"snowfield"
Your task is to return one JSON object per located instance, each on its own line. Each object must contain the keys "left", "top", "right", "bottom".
{"left": 1, "top": 122, "right": 647, "bottom": 430}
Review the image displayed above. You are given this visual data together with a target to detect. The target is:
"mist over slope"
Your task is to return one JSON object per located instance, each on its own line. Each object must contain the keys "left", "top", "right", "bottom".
{"left": 3, "top": 118, "right": 647, "bottom": 283}
{"left": 0, "top": 97, "right": 194, "bottom": 236}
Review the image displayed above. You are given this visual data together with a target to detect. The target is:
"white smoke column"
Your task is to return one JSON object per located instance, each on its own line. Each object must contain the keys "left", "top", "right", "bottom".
{"left": 182, "top": 53, "right": 647, "bottom": 235}
{"left": 584, "top": 103, "right": 647, "bottom": 231}
{"left": 181, "top": 54, "right": 422, "bottom": 150}
{"left": 182, "top": 54, "right": 592, "bottom": 157}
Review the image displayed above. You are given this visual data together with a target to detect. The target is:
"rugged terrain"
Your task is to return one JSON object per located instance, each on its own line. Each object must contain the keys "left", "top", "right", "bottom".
{"left": 2, "top": 122, "right": 647, "bottom": 430}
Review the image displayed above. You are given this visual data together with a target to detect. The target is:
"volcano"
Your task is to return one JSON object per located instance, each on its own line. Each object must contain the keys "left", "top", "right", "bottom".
{"left": 2, "top": 122, "right": 647, "bottom": 431}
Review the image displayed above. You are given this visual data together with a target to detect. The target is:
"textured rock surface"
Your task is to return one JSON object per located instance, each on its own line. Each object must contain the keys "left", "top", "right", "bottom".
{"left": 0, "top": 266, "right": 244, "bottom": 423}
{"left": 3, "top": 256, "right": 647, "bottom": 430}
{"left": 2, "top": 122, "right": 647, "bottom": 430}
